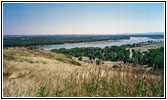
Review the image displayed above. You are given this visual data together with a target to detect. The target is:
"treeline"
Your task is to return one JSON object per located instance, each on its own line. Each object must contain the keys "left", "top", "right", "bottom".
{"left": 3, "top": 34, "right": 163, "bottom": 47}
{"left": 143, "top": 47, "right": 164, "bottom": 69}
{"left": 3, "top": 35, "right": 130, "bottom": 47}
{"left": 52, "top": 45, "right": 164, "bottom": 70}
{"left": 51, "top": 45, "right": 133, "bottom": 64}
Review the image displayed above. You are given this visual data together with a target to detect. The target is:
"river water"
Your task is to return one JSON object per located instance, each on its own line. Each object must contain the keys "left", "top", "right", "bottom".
{"left": 38, "top": 37, "right": 164, "bottom": 50}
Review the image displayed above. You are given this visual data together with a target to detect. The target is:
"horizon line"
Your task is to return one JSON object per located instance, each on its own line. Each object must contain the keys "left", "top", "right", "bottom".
{"left": 3, "top": 32, "right": 164, "bottom": 36}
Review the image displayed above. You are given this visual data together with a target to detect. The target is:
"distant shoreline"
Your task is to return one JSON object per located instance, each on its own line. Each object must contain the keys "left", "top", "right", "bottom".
{"left": 38, "top": 39, "right": 123, "bottom": 47}
{"left": 38, "top": 37, "right": 164, "bottom": 50}
{"left": 61, "top": 40, "right": 122, "bottom": 46}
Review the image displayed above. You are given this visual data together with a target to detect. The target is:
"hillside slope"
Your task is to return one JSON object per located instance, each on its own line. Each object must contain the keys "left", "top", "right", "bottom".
{"left": 3, "top": 47, "right": 82, "bottom": 97}
{"left": 3, "top": 47, "right": 164, "bottom": 97}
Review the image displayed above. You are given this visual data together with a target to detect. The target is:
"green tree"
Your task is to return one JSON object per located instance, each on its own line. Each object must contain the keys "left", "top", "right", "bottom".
{"left": 96, "top": 59, "right": 101, "bottom": 65}
{"left": 78, "top": 56, "right": 82, "bottom": 61}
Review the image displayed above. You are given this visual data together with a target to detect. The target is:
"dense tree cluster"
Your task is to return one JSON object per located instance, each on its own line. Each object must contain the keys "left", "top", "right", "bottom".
{"left": 52, "top": 45, "right": 132, "bottom": 63}
{"left": 52, "top": 45, "right": 164, "bottom": 70}
{"left": 143, "top": 47, "right": 164, "bottom": 69}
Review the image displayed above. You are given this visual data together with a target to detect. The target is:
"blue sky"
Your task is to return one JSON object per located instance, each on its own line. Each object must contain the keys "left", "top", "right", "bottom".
{"left": 3, "top": 3, "right": 164, "bottom": 35}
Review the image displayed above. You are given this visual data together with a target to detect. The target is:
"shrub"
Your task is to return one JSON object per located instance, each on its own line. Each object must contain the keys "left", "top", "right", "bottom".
{"left": 29, "top": 60, "right": 34, "bottom": 63}
{"left": 96, "top": 59, "right": 101, "bottom": 65}
{"left": 113, "top": 64, "right": 118, "bottom": 68}
{"left": 27, "top": 47, "right": 38, "bottom": 50}
{"left": 78, "top": 56, "right": 82, "bottom": 61}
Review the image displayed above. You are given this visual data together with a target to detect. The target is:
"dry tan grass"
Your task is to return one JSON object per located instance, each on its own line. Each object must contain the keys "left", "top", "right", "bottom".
{"left": 3, "top": 47, "right": 81, "bottom": 97}
{"left": 3, "top": 47, "right": 164, "bottom": 97}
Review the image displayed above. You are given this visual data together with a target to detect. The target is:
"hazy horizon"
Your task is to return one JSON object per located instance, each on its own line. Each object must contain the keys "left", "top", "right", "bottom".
{"left": 3, "top": 32, "right": 164, "bottom": 36}
{"left": 3, "top": 3, "right": 164, "bottom": 35}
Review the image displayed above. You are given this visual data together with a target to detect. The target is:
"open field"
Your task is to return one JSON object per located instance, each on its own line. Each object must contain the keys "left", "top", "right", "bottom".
{"left": 3, "top": 47, "right": 164, "bottom": 97}
{"left": 129, "top": 43, "right": 164, "bottom": 52}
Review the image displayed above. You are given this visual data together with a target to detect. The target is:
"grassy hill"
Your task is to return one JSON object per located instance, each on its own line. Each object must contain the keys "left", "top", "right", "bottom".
{"left": 3, "top": 47, "right": 164, "bottom": 97}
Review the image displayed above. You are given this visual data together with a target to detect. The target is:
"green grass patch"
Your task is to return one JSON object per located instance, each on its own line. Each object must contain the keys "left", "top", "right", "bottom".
{"left": 37, "top": 87, "right": 48, "bottom": 97}
{"left": 56, "top": 58, "right": 65, "bottom": 62}
{"left": 69, "top": 59, "right": 81, "bottom": 66}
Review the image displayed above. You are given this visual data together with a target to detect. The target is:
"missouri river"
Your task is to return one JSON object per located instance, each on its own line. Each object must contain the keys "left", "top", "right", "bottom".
{"left": 38, "top": 37, "right": 164, "bottom": 50}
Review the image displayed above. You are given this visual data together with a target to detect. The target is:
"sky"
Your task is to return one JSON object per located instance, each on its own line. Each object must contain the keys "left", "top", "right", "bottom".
{"left": 3, "top": 3, "right": 164, "bottom": 35}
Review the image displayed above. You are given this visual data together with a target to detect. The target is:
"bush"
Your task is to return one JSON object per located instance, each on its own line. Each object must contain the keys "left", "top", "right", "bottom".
{"left": 27, "top": 47, "right": 38, "bottom": 50}
{"left": 29, "top": 60, "right": 34, "bottom": 63}
{"left": 96, "top": 59, "right": 101, "bottom": 65}
{"left": 78, "top": 56, "right": 82, "bottom": 61}
{"left": 113, "top": 64, "right": 118, "bottom": 68}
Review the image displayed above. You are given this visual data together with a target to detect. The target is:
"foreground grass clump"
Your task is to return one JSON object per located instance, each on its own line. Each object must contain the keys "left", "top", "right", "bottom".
{"left": 42, "top": 67, "right": 163, "bottom": 97}
{"left": 3, "top": 47, "right": 164, "bottom": 97}
{"left": 37, "top": 87, "right": 48, "bottom": 97}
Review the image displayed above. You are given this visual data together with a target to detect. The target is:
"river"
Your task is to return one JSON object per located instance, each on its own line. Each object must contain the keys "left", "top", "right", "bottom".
{"left": 38, "top": 37, "right": 164, "bottom": 50}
